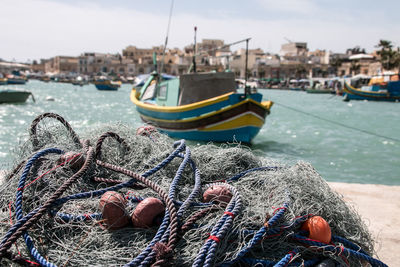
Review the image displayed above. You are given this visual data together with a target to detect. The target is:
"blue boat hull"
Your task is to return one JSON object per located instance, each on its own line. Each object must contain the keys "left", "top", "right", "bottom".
{"left": 343, "top": 81, "right": 400, "bottom": 102}
{"left": 95, "top": 84, "right": 118, "bottom": 91}
{"left": 159, "top": 126, "right": 262, "bottom": 143}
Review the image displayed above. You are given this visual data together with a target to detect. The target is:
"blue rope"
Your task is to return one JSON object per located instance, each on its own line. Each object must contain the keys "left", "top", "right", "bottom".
{"left": 331, "top": 235, "right": 369, "bottom": 256}
{"left": 126, "top": 140, "right": 190, "bottom": 267}
{"left": 273, "top": 249, "right": 298, "bottom": 267}
{"left": 2, "top": 148, "right": 64, "bottom": 267}
{"left": 220, "top": 201, "right": 290, "bottom": 267}
{"left": 192, "top": 183, "right": 242, "bottom": 267}
{"left": 226, "top": 166, "right": 280, "bottom": 182}
{"left": 240, "top": 257, "right": 320, "bottom": 267}
{"left": 292, "top": 234, "right": 388, "bottom": 267}
{"left": 2, "top": 140, "right": 187, "bottom": 267}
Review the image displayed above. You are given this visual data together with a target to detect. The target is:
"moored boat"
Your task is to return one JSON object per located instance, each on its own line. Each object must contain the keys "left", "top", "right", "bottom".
{"left": 130, "top": 71, "right": 273, "bottom": 143}
{"left": 343, "top": 74, "right": 400, "bottom": 101}
{"left": 0, "top": 89, "right": 35, "bottom": 104}
{"left": 94, "top": 76, "right": 121, "bottom": 90}
{"left": 0, "top": 77, "right": 7, "bottom": 85}
{"left": 6, "top": 75, "right": 27, "bottom": 85}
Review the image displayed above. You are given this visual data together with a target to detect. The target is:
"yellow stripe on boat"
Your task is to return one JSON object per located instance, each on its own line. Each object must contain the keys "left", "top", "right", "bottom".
{"left": 131, "top": 89, "right": 233, "bottom": 113}
{"left": 137, "top": 97, "right": 271, "bottom": 124}
{"left": 202, "top": 112, "right": 265, "bottom": 131}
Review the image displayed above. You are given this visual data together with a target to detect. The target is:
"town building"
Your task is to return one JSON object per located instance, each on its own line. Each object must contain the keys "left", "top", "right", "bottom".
{"left": 78, "top": 52, "right": 136, "bottom": 76}
{"left": 44, "top": 56, "right": 78, "bottom": 74}
{"left": 280, "top": 42, "right": 309, "bottom": 63}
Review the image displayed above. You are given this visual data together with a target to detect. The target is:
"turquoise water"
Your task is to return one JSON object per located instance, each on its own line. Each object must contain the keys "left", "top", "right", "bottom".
{"left": 1, "top": 80, "right": 399, "bottom": 185}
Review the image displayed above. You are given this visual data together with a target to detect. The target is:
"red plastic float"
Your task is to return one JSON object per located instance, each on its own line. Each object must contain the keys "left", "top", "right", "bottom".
{"left": 301, "top": 215, "right": 332, "bottom": 243}
{"left": 203, "top": 185, "right": 232, "bottom": 204}
{"left": 99, "top": 191, "right": 130, "bottom": 230}
{"left": 131, "top": 197, "right": 165, "bottom": 228}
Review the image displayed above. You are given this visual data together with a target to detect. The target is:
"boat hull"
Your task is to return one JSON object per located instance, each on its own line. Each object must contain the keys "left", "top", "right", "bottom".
{"left": 7, "top": 78, "right": 27, "bottom": 85}
{"left": 0, "top": 90, "right": 31, "bottom": 104}
{"left": 95, "top": 84, "right": 119, "bottom": 90}
{"left": 343, "top": 82, "right": 400, "bottom": 101}
{"left": 306, "top": 89, "right": 333, "bottom": 94}
{"left": 131, "top": 89, "right": 272, "bottom": 143}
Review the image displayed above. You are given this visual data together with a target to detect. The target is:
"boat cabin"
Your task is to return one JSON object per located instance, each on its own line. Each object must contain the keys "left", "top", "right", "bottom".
{"left": 140, "top": 72, "right": 237, "bottom": 107}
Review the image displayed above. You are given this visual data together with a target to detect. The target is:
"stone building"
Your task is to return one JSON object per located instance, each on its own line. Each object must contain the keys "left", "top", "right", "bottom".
{"left": 230, "top": 48, "right": 265, "bottom": 78}
{"left": 280, "top": 42, "right": 309, "bottom": 64}
{"left": 44, "top": 56, "right": 78, "bottom": 74}
{"left": 78, "top": 52, "right": 136, "bottom": 76}
{"left": 337, "top": 54, "right": 381, "bottom": 76}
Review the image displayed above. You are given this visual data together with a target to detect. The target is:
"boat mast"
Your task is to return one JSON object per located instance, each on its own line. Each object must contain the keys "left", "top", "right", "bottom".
{"left": 192, "top": 26, "right": 197, "bottom": 73}
{"left": 244, "top": 38, "right": 250, "bottom": 96}
{"left": 158, "top": 0, "right": 174, "bottom": 81}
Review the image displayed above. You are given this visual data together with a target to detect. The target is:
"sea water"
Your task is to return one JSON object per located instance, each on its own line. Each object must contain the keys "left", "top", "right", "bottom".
{"left": 0, "top": 80, "right": 399, "bottom": 185}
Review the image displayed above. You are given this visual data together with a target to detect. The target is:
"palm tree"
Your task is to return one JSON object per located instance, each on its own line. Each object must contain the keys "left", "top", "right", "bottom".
{"left": 329, "top": 57, "right": 343, "bottom": 76}
{"left": 350, "top": 60, "right": 360, "bottom": 76}
{"left": 375, "top": 39, "right": 397, "bottom": 71}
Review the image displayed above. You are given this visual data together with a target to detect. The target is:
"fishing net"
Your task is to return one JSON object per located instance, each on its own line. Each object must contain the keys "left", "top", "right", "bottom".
{"left": 0, "top": 113, "right": 383, "bottom": 267}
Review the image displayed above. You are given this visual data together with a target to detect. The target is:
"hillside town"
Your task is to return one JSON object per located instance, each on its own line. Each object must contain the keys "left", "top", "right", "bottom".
{"left": 0, "top": 39, "right": 399, "bottom": 85}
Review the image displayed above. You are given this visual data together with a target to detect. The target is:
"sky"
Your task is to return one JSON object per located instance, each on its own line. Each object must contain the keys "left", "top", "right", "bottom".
{"left": 1, "top": 0, "right": 400, "bottom": 62}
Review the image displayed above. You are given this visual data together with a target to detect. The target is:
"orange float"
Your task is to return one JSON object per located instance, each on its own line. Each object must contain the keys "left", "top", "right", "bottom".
{"left": 131, "top": 197, "right": 165, "bottom": 228}
{"left": 99, "top": 191, "right": 130, "bottom": 230}
{"left": 203, "top": 185, "right": 232, "bottom": 204}
{"left": 57, "top": 152, "right": 85, "bottom": 171}
{"left": 301, "top": 215, "right": 332, "bottom": 243}
{"left": 136, "top": 125, "right": 157, "bottom": 136}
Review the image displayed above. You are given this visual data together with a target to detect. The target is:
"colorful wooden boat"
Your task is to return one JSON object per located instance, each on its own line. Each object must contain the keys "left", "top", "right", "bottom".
{"left": 6, "top": 75, "right": 27, "bottom": 85}
{"left": 130, "top": 71, "right": 273, "bottom": 143}
{"left": 343, "top": 75, "right": 400, "bottom": 101}
{"left": 94, "top": 77, "right": 121, "bottom": 90}
{"left": 0, "top": 89, "right": 34, "bottom": 104}
{"left": 0, "top": 77, "right": 7, "bottom": 85}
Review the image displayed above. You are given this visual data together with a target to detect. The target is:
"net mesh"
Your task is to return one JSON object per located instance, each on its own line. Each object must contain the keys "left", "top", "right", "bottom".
{"left": 0, "top": 114, "right": 375, "bottom": 266}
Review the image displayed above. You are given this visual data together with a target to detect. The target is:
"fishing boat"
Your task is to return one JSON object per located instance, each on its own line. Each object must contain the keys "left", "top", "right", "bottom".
{"left": 94, "top": 76, "right": 121, "bottom": 90}
{"left": 0, "top": 77, "right": 7, "bottom": 85}
{"left": 6, "top": 75, "right": 27, "bottom": 85}
{"left": 306, "top": 79, "right": 333, "bottom": 94}
{"left": 130, "top": 71, "right": 273, "bottom": 143}
{"left": 343, "top": 74, "right": 400, "bottom": 101}
{"left": 0, "top": 89, "right": 35, "bottom": 104}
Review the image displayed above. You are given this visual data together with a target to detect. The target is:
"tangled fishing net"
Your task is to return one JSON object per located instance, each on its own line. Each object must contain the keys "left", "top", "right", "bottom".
{"left": 0, "top": 113, "right": 386, "bottom": 267}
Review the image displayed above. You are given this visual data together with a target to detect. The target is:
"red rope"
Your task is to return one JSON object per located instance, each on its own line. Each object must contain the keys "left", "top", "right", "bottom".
{"left": 224, "top": 211, "right": 235, "bottom": 218}
{"left": 207, "top": 235, "right": 220, "bottom": 243}
{"left": 18, "top": 153, "right": 81, "bottom": 191}
{"left": 272, "top": 206, "right": 286, "bottom": 215}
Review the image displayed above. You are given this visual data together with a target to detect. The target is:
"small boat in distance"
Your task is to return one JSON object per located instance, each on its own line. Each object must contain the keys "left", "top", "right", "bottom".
{"left": 94, "top": 76, "right": 121, "bottom": 90}
{"left": 306, "top": 79, "right": 334, "bottom": 94}
{"left": 343, "top": 74, "right": 400, "bottom": 101}
{"left": 0, "top": 75, "right": 7, "bottom": 85}
{"left": 6, "top": 74, "right": 27, "bottom": 85}
{"left": 0, "top": 89, "right": 35, "bottom": 104}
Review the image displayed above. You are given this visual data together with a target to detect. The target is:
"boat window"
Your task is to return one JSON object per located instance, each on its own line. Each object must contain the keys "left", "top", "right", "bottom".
{"left": 142, "top": 83, "right": 157, "bottom": 101}
{"left": 157, "top": 85, "right": 168, "bottom": 100}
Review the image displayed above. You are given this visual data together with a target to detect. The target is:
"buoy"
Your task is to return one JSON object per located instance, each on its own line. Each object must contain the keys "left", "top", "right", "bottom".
{"left": 301, "top": 215, "right": 332, "bottom": 243}
{"left": 136, "top": 125, "right": 157, "bottom": 136}
{"left": 131, "top": 197, "right": 165, "bottom": 228}
{"left": 57, "top": 152, "right": 85, "bottom": 171}
{"left": 203, "top": 185, "right": 232, "bottom": 204}
{"left": 99, "top": 191, "right": 130, "bottom": 230}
